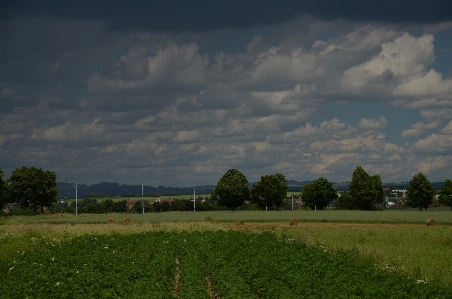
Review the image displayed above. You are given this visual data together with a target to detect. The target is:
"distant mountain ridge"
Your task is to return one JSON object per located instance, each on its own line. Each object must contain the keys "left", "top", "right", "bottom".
{"left": 57, "top": 182, "right": 216, "bottom": 198}
{"left": 57, "top": 180, "right": 446, "bottom": 197}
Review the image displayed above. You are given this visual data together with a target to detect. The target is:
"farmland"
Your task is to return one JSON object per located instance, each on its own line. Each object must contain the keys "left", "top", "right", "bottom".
{"left": 1, "top": 210, "right": 452, "bottom": 298}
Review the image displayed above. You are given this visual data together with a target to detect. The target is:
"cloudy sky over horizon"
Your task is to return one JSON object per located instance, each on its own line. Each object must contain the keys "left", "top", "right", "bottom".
{"left": 1, "top": 0, "right": 452, "bottom": 187}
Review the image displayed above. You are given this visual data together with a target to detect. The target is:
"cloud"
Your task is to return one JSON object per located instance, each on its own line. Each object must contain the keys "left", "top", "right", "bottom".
{"left": 420, "top": 108, "right": 452, "bottom": 119}
{"left": 3, "top": 0, "right": 452, "bottom": 34}
{"left": 340, "top": 33, "right": 435, "bottom": 96}
{"left": 393, "top": 69, "right": 452, "bottom": 99}
{"left": 35, "top": 118, "right": 106, "bottom": 143}
{"left": 392, "top": 98, "right": 452, "bottom": 108}
{"left": 401, "top": 129, "right": 424, "bottom": 138}
{"left": 440, "top": 120, "right": 452, "bottom": 134}
{"left": 173, "top": 130, "right": 201, "bottom": 143}
{"left": 401, "top": 120, "right": 442, "bottom": 137}
{"left": 410, "top": 121, "right": 442, "bottom": 129}
{"left": 414, "top": 156, "right": 452, "bottom": 176}
{"left": 1, "top": 7, "right": 452, "bottom": 186}
{"left": 358, "top": 116, "right": 388, "bottom": 129}
{"left": 413, "top": 133, "right": 452, "bottom": 154}
{"left": 88, "top": 43, "right": 209, "bottom": 93}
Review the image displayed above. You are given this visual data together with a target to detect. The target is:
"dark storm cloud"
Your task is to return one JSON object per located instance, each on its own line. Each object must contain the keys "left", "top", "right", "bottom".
{"left": 2, "top": 0, "right": 451, "bottom": 33}
{"left": 1, "top": 96, "right": 40, "bottom": 113}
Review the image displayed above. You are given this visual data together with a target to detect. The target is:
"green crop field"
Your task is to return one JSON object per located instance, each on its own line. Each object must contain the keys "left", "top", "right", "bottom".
{"left": 1, "top": 210, "right": 452, "bottom": 298}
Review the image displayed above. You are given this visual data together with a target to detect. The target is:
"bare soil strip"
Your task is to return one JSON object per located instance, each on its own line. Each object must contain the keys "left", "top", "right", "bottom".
{"left": 204, "top": 259, "right": 221, "bottom": 299}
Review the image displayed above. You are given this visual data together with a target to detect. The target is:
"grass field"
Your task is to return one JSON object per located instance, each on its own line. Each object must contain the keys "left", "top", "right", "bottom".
{"left": 2, "top": 207, "right": 451, "bottom": 225}
{"left": 1, "top": 209, "right": 451, "bottom": 297}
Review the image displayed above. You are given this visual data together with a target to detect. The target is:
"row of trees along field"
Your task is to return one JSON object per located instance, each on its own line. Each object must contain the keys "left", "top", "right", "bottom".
{"left": 1, "top": 166, "right": 452, "bottom": 214}
{"left": 212, "top": 169, "right": 289, "bottom": 210}
{"left": 213, "top": 167, "right": 452, "bottom": 211}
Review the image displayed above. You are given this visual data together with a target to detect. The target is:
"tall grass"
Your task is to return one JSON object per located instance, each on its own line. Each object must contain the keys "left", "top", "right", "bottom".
{"left": 281, "top": 225, "right": 452, "bottom": 286}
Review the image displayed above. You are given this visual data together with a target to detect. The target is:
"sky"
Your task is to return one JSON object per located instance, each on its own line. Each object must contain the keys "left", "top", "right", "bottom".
{"left": 1, "top": 0, "right": 452, "bottom": 187}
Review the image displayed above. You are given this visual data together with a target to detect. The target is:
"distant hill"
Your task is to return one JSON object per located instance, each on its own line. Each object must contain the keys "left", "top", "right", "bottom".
{"left": 57, "top": 180, "right": 447, "bottom": 197}
{"left": 57, "top": 182, "right": 216, "bottom": 198}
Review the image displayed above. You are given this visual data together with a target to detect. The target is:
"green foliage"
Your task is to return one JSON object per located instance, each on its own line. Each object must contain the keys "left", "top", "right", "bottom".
{"left": 131, "top": 200, "right": 153, "bottom": 213}
{"left": 1, "top": 231, "right": 451, "bottom": 298}
{"left": 0, "top": 168, "right": 7, "bottom": 208}
{"left": 212, "top": 169, "right": 250, "bottom": 210}
{"left": 49, "top": 201, "right": 69, "bottom": 213}
{"left": 250, "top": 173, "right": 288, "bottom": 210}
{"left": 439, "top": 179, "right": 452, "bottom": 210}
{"left": 80, "top": 197, "right": 98, "bottom": 207}
{"left": 349, "top": 166, "right": 384, "bottom": 210}
{"left": 6, "top": 166, "right": 58, "bottom": 215}
{"left": 302, "top": 177, "right": 338, "bottom": 210}
{"left": 406, "top": 173, "right": 435, "bottom": 211}
{"left": 336, "top": 192, "right": 354, "bottom": 209}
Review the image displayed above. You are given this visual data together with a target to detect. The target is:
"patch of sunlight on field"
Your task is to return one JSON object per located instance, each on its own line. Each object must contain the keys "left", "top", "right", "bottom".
{"left": 285, "top": 225, "right": 452, "bottom": 287}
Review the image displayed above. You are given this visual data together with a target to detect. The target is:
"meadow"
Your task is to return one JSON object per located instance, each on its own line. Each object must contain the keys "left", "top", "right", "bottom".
{"left": 1, "top": 209, "right": 451, "bottom": 298}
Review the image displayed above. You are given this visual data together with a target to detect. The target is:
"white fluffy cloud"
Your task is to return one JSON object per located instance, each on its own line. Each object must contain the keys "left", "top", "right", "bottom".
{"left": 337, "top": 32, "right": 452, "bottom": 110}
{"left": 358, "top": 117, "right": 388, "bottom": 129}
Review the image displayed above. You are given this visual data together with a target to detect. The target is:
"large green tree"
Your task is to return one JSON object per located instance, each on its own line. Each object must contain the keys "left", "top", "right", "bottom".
{"left": 250, "top": 173, "right": 288, "bottom": 210}
{"left": 211, "top": 169, "right": 250, "bottom": 210}
{"left": 302, "top": 177, "right": 338, "bottom": 210}
{"left": 349, "top": 166, "right": 384, "bottom": 210}
{"left": 439, "top": 179, "right": 452, "bottom": 211}
{"left": 7, "top": 166, "right": 58, "bottom": 215}
{"left": 405, "top": 172, "right": 435, "bottom": 211}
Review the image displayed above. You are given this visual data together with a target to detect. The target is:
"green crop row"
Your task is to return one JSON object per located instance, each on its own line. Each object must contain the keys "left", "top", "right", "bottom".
{"left": 1, "top": 231, "right": 451, "bottom": 298}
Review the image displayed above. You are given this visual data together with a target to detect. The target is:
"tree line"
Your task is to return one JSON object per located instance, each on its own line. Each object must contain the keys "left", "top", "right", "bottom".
{"left": 213, "top": 167, "right": 452, "bottom": 211}
{"left": 46, "top": 197, "right": 222, "bottom": 215}
{"left": 1, "top": 166, "right": 451, "bottom": 215}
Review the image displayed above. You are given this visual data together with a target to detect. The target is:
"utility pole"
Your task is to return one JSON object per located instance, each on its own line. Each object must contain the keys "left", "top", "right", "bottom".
{"left": 142, "top": 184, "right": 144, "bottom": 214}
{"left": 193, "top": 189, "right": 196, "bottom": 212}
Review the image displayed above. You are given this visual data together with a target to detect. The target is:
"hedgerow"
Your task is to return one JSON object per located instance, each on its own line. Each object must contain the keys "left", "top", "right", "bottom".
{"left": 1, "top": 231, "right": 451, "bottom": 298}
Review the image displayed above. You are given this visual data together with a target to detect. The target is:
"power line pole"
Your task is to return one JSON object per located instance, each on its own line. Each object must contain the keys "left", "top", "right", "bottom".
{"left": 193, "top": 189, "right": 196, "bottom": 212}
{"left": 142, "top": 184, "right": 144, "bottom": 214}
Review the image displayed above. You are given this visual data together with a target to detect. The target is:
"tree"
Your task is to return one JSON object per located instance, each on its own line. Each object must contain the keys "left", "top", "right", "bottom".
{"left": 0, "top": 168, "right": 7, "bottom": 208}
{"left": 7, "top": 166, "right": 58, "bottom": 215}
{"left": 349, "top": 166, "right": 384, "bottom": 210}
{"left": 250, "top": 173, "right": 288, "bottom": 210}
{"left": 212, "top": 169, "right": 250, "bottom": 210}
{"left": 336, "top": 192, "right": 354, "bottom": 210}
{"left": 439, "top": 179, "right": 452, "bottom": 210}
{"left": 372, "top": 174, "right": 385, "bottom": 207}
{"left": 302, "top": 177, "right": 338, "bottom": 210}
{"left": 405, "top": 172, "right": 435, "bottom": 211}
